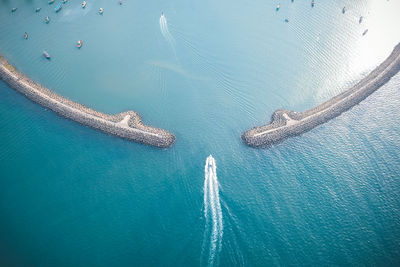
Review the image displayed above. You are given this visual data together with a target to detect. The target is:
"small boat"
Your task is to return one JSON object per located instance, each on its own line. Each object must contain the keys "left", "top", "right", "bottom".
{"left": 99, "top": 8, "right": 104, "bottom": 14}
{"left": 43, "top": 51, "right": 51, "bottom": 59}
{"left": 276, "top": 4, "right": 280, "bottom": 11}
{"left": 311, "top": 1, "right": 315, "bottom": 7}
{"left": 55, "top": 3, "right": 62, "bottom": 12}
{"left": 359, "top": 16, "right": 363, "bottom": 24}
{"left": 48, "top": 0, "right": 55, "bottom": 4}
{"left": 120, "top": 0, "right": 123, "bottom": 5}
{"left": 11, "top": 7, "right": 17, "bottom": 12}
{"left": 45, "top": 16, "right": 50, "bottom": 23}
{"left": 342, "top": 7, "right": 346, "bottom": 14}
{"left": 36, "top": 7, "right": 42, "bottom": 12}
{"left": 284, "top": 18, "right": 289, "bottom": 23}
{"left": 82, "top": 1, "right": 87, "bottom": 8}
{"left": 63, "top": 0, "right": 68, "bottom": 3}
{"left": 77, "top": 40, "right": 83, "bottom": 48}
{"left": 362, "top": 29, "right": 368, "bottom": 36}
{"left": 24, "top": 32, "right": 28, "bottom": 39}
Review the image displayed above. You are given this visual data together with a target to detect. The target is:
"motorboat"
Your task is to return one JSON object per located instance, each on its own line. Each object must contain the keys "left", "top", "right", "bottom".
{"left": 362, "top": 29, "right": 368, "bottom": 36}
{"left": 206, "top": 155, "right": 215, "bottom": 169}
{"left": 11, "top": 7, "right": 17, "bottom": 12}
{"left": 99, "top": 8, "right": 104, "bottom": 14}
{"left": 24, "top": 32, "right": 28, "bottom": 39}
{"left": 311, "top": 1, "right": 315, "bottom": 7}
{"left": 45, "top": 16, "right": 50, "bottom": 23}
{"left": 36, "top": 7, "right": 42, "bottom": 12}
{"left": 82, "top": 1, "right": 87, "bottom": 8}
{"left": 276, "top": 4, "right": 280, "bottom": 11}
{"left": 63, "top": 0, "right": 68, "bottom": 3}
{"left": 48, "top": 0, "right": 55, "bottom": 4}
{"left": 359, "top": 16, "right": 363, "bottom": 24}
{"left": 55, "top": 3, "right": 62, "bottom": 12}
{"left": 43, "top": 51, "right": 51, "bottom": 59}
{"left": 77, "top": 40, "right": 83, "bottom": 48}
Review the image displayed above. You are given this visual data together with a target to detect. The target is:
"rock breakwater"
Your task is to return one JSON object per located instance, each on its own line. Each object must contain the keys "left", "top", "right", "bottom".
{"left": 0, "top": 55, "right": 175, "bottom": 148}
{"left": 243, "top": 43, "right": 400, "bottom": 148}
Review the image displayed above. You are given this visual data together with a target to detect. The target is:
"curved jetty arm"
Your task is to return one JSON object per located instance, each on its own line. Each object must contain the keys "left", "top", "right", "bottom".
{"left": 0, "top": 56, "right": 175, "bottom": 148}
{"left": 242, "top": 43, "right": 400, "bottom": 148}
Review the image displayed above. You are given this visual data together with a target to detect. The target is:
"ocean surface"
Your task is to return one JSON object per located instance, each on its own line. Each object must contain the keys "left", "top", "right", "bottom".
{"left": 1, "top": 0, "right": 400, "bottom": 266}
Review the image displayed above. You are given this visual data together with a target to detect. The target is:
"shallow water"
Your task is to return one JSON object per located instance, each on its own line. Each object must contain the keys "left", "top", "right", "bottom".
{"left": 1, "top": 0, "right": 400, "bottom": 266}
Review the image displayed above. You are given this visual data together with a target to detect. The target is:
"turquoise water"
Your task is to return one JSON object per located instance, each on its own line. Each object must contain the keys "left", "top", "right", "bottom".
{"left": 1, "top": 0, "right": 400, "bottom": 265}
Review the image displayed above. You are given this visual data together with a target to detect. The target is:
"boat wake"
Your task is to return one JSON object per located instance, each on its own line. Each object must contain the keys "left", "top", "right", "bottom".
{"left": 159, "top": 13, "right": 176, "bottom": 51}
{"left": 201, "top": 155, "right": 223, "bottom": 266}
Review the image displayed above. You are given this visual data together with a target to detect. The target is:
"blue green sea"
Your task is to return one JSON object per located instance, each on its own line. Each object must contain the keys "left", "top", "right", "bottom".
{"left": 1, "top": 0, "right": 400, "bottom": 266}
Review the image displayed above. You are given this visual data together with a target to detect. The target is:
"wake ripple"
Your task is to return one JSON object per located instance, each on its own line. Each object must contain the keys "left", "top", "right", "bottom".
{"left": 159, "top": 13, "right": 176, "bottom": 51}
{"left": 202, "top": 155, "right": 223, "bottom": 266}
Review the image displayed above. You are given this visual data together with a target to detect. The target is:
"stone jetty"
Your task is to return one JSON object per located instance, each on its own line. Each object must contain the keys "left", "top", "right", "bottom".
{"left": 243, "top": 43, "right": 400, "bottom": 148}
{"left": 0, "top": 55, "right": 175, "bottom": 148}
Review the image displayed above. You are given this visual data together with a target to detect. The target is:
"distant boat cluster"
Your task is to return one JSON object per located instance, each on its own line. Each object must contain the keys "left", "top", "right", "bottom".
{"left": 10, "top": 1, "right": 125, "bottom": 60}
{"left": 12, "top": 1, "right": 372, "bottom": 60}
{"left": 274, "top": 1, "right": 368, "bottom": 35}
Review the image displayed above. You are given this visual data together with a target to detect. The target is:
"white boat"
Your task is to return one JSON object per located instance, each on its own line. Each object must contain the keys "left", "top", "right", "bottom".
{"left": 206, "top": 155, "right": 215, "bottom": 170}
{"left": 43, "top": 51, "right": 51, "bottom": 59}
{"left": 55, "top": 3, "right": 62, "bottom": 12}
{"left": 99, "top": 8, "right": 103, "bottom": 14}
{"left": 82, "top": 1, "right": 87, "bottom": 8}
{"left": 77, "top": 40, "right": 83, "bottom": 48}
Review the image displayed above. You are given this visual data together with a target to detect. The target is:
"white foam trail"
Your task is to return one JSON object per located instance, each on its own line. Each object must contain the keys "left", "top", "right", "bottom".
{"left": 202, "top": 155, "right": 223, "bottom": 266}
{"left": 162, "top": 16, "right": 174, "bottom": 43}
{"left": 159, "top": 14, "right": 176, "bottom": 49}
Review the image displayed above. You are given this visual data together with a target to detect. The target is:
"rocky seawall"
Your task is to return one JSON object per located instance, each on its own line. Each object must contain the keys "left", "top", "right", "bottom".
{"left": 243, "top": 43, "right": 400, "bottom": 148}
{"left": 0, "top": 55, "right": 175, "bottom": 148}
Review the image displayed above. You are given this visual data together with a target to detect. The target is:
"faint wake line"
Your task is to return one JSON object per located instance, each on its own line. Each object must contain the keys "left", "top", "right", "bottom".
{"left": 159, "top": 14, "right": 176, "bottom": 50}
